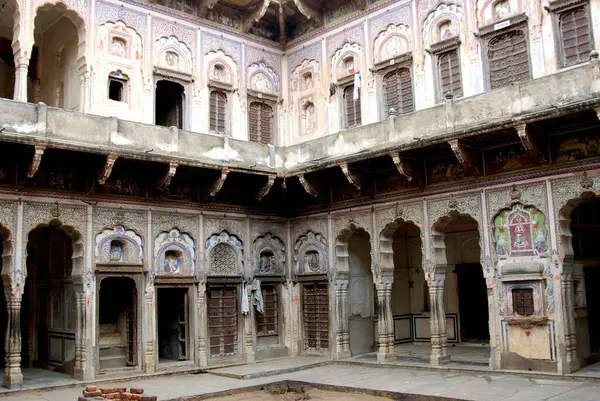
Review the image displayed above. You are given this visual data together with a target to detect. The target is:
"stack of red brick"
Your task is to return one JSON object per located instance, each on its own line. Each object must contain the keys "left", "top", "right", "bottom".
{"left": 78, "top": 385, "right": 157, "bottom": 401}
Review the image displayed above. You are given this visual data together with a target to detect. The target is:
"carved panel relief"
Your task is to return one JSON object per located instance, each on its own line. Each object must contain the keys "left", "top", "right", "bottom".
{"left": 294, "top": 230, "right": 328, "bottom": 275}
{"left": 253, "top": 232, "right": 285, "bottom": 276}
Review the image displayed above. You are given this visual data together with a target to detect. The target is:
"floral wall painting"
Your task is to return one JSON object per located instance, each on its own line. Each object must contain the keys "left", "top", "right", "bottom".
{"left": 154, "top": 228, "right": 195, "bottom": 276}
{"left": 493, "top": 203, "right": 548, "bottom": 259}
{"left": 95, "top": 225, "right": 144, "bottom": 264}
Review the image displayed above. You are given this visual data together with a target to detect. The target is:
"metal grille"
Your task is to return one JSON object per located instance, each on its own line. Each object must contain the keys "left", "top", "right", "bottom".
{"left": 256, "top": 285, "right": 279, "bottom": 336}
{"left": 302, "top": 282, "right": 329, "bottom": 351}
{"left": 438, "top": 49, "right": 462, "bottom": 99}
{"left": 488, "top": 30, "right": 530, "bottom": 90}
{"left": 343, "top": 85, "right": 361, "bottom": 128}
{"left": 209, "top": 90, "right": 227, "bottom": 133}
{"left": 208, "top": 285, "right": 238, "bottom": 356}
{"left": 383, "top": 68, "right": 413, "bottom": 117}
{"left": 248, "top": 102, "right": 274, "bottom": 144}
{"left": 559, "top": 6, "right": 591, "bottom": 67}
{"left": 512, "top": 288, "right": 534, "bottom": 316}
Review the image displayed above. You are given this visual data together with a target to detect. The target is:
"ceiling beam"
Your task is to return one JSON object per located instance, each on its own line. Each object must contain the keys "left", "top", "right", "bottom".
{"left": 278, "top": 3, "right": 286, "bottom": 45}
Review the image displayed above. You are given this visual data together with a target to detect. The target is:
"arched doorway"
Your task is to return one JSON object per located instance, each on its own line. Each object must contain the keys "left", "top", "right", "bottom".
{"left": 23, "top": 222, "right": 77, "bottom": 376}
{"left": 98, "top": 277, "right": 138, "bottom": 371}
{"left": 31, "top": 3, "right": 86, "bottom": 108}
{"left": 569, "top": 196, "right": 600, "bottom": 366}
{"left": 0, "top": 0, "right": 19, "bottom": 100}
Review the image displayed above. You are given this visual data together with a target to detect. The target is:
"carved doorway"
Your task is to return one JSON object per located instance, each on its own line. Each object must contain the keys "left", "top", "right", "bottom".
{"left": 302, "top": 281, "right": 329, "bottom": 352}
{"left": 157, "top": 287, "right": 190, "bottom": 362}
{"left": 455, "top": 263, "right": 489, "bottom": 342}
{"left": 207, "top": 283, "right": 238, "bottom": 358}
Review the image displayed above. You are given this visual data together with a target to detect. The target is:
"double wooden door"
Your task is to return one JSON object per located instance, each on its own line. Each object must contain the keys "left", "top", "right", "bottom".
{"left": 302, "top": 282, "right": 329, "bottom": 351}
{"left": 207, "top": 284, "right": 238, "bottom": 357}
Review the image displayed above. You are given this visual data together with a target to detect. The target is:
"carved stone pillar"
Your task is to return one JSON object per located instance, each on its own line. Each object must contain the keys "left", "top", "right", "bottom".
{"left": 376, "top": 279, "right": 395, "bottom": 362}
{"left": 244, "top": 283, "right": 255, "bottom": 363}
{"left": 3, "top": 293, "right": 23, "bottom": 389}
{"left": 79, "top": 67, "right": 90, "bottom": 113}
{"left": 428, "top": 270, "right": 449, "bottom": 366}
{"left": 143, "top": 289, "right": 155, "bottom": 373}
{"left": 13, "top": 56, "right": 29, "bottom": 102}
{"left": 384, "top": 282, "right": 395, "bottom": 360}
{"left": 73, "top": 284, "right": 86, "bottom": 380}
{"left": 197, "top": 282, "right": 208, "bottom": 367}
{"left": 334, "top": 280, "right": 350, "bottom": 359}
{"left": 561, "top": 269, "right": 580, "bottom": 373}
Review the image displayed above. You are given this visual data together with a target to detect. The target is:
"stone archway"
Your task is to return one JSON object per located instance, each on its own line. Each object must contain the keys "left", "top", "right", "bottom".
{"left": 334, "top": 224, "right": 374, "bottom": 359}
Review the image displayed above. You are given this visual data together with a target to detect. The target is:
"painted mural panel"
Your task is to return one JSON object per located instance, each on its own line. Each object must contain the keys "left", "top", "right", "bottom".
{"left": 493, "top": 204, "right": 547, "bottom": 258}
{"left": 484, "top": 143, "right": 545, "bottom": 175}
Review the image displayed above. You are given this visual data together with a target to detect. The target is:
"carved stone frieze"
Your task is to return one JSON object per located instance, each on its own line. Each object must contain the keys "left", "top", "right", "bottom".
{"left": 375, "top": 202, "right": 424, "bottom": 233}
{"left": 487, "top": 182, "right": 547, "bottom": 218}
{"left": 291, "top": 217, "right": 327, "bottom": 246}
{"left": 332, "top": 210, "right": 372, "bottom": 240}
{"left": 0, "top": 200, "right": 17, "bottom": 237}
{"left": 204, "top": 217, "right": 245, "bottom": 246}
{"left": 93, "top": 207, "right": 146, "bottom": 238}
{"left": 250, "top": 219, "right": 286, "bottom": 243}
{"left": 152, "top": 212, "right": 198, "bottom": 239}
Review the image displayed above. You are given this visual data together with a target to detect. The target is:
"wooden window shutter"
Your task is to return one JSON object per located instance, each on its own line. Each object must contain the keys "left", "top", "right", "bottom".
{"left": 560, "top": 6, "right": 591, "bottom": 67}
{"left": 383, "top": 68, "right": 413, "bottom": 117}
{"left": 209, "top": 91, "right": 227, "bottom": 133}
{"left": 249, "top": 102, "right": 274, "bottom": 144}
{"left": 256, "top": 285, "right": 279, "bottom": 336}
{"left": 488, "top": 30, "right": 530, "bottom": 90}
{"left": 438, "top": 49, "right": 462, "bottom": 99}
{"left": 344, "top": 85, "right": 361, "bottom": 128}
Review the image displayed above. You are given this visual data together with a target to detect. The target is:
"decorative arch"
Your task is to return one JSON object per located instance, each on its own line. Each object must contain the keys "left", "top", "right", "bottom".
{"left": 35, "top": 2, "right": 87, "bottom": 67}
{"left": 422, "top": 4, "right": 463, "bottom": 48}
{"left": 373, "top": 24, "right": 412, "bottom": 64}
{"left": 95, "top": 225, "right": 143, "bottom": 265}
{"left": 290, "top": 59, "right": 320, "bottom": 93}
{"left": 299, "top": 97, "right": 316, "bottom": 135}
{"left": 153, "top": 35, "right": 193, "bottom": 76}
{"left": 206, "top": 230, "right": 243, "bottom": 276}
{"left": 331, "top": 43, "right": 362, "bottom": 82}
{"left": 253, "top": 232, "right": 285, "bottom": 275}
{"left": 247, "top": 61, "right": 279, "bottom": 94}
{"left": 97, "top": 21, "right": 143, "bottom": 61}
{"left": 379, "top": 218, "right": 423, "bottom": 278}
{"left": 154, "top": 228, "right": 195, "bottom": 276}
{"left": 205, "top": 50, "right": 238, "bottom": 87}
{"left": 478, "top": 0, "right": 522, "bottom": 27}
{"left": 335, "top": 224, "right": 371, "bottom": 277}
{"left": 294, "top": 230, "right": 327, "bottom": 275}
{"left": 5, "top": 0, "right": 22, "bottom": 64}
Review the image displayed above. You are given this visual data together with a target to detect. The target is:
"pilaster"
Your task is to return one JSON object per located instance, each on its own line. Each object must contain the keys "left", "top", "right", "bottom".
{"left": 428, "top": 269, "right": 449, "bottom": 366}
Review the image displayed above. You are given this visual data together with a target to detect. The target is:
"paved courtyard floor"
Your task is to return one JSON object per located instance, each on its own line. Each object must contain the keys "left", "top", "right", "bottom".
{"left": 5, "top": 361, "right": 600, "bottom": 401}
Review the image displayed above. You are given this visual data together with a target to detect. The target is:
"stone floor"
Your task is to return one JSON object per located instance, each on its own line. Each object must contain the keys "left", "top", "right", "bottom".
{"left": 6, "top": 362, "right": 600, "bottom": 401}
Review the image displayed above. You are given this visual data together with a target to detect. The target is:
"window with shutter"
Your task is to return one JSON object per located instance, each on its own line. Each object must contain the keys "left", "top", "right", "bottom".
{"left": 248, "top": 102, "right": 274, "bottom": 144}
{"left": 382, "top": 68, "right": 413, "bottom": 117}
{"left": 209, "top": 91, "right": 227, "bottom": 133}
{"left": 343, "top": 85, "right": 361, "bottom": 128}
{"left": 559, "top": 6, "right": 591, "bottom": 67}
{"left": 488, "top": 30, "right": 530, "bottom": 90}
{"left": 512, "top": 288, "right": 534, "bottom": 316}
{"left": 438, "top": 49, "right": 462, "bottom": 99}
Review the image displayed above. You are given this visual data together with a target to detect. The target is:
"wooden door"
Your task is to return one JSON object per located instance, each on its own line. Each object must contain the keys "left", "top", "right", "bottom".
{"left": 177, "top": 290, "right": 188, "bottom": 360}
{"left": 126, "top": 286, "right": 137, "bottom": 366}
{"left": 208, "top": 285, "right": 238, "bottom": 357}
{"left": 302, "top": 282, "right": 329, "bottom": 351}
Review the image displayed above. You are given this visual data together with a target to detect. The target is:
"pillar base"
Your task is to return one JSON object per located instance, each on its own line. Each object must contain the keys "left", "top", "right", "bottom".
{"left": 429, "top": 354, "right": 450, "bottom": 366}
{"left": 335, "top": 350, "right": 351, "bottom": 360}
{"left": 3, "top": 371, "right": 23, "bottom": 389}
{"left": 377, "top": 350, "right": 396, "bottom": 363}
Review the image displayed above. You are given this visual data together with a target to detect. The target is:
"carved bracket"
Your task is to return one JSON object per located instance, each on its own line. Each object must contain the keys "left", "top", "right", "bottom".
{"left": 448, "top": 139, "right": 480, "bottom": 174}
{"left": 293, "top": 0, "right": 323, "bottom": 25}
{"left": 515, "top": 123, "right": 546, "bottom": 161}
{"left": 28, "top": 145, "right": 46, "bottom": 179}
{"left": 157, "top": 162, "right": 178, "bottom": 190}
{"left": 210, "top": 168, "right": 229, "bottom": 197}
{"left": 340, "top": 162, "right": 361, "bottom": 190}
{"left": 390, "top": 151, "right": 414, "bottom": 182}
{"left": 242, "top": 0, "right": 271, "bottom": 32}
{"left": 98, "top": 153, "right": 118, "bottom": 185}
{"left": 256, "top": 174, "right": 276, "bottom": 200}
{"left": 197, "top": 0, "right": 220, "bottom": 13}
{"left": 298, "top": 174, "right": 318, "bottom": 198}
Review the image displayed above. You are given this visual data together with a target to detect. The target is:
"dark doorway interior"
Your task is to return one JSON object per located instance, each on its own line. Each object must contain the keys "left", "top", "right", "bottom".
{"left": 157, "top": 287, "right": 189, "bottom": 362}
{"left": 98, "top": 277, "right": 137, "bottom": 370}
{"left": 0, "top": 241, "right": 5, "bottom": 365}
{"left": 584, "top": 267, "right": 600, "bottom": 353}
{"left": 455, "top": 263, "right": 489, "bottom": 342}
{"left": 155, "top": 80, "right": 184, "bottom": 128}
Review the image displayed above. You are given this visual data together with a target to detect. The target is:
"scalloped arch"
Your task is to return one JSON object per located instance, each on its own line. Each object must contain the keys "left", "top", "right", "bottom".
{"left": 422, "top": 3, "right": 463, "bottom": 48}
{"left": 205, "top": 49, "right": 238, "bottom": 87}
{"left": 373, "top": 24, "right": 412, "bottom": 64}
{"left": 248, "top": 61, "right": 279, "bottom": 94}
{"left": 153, "top": 35, "right": 193, "bottom": 75}
{"left": 331, "top": 43, "right": 363, "bottom": 82}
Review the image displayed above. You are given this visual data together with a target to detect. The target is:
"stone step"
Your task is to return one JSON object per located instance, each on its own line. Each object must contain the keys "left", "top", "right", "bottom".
{"left": 99, "top": 345, "right": 127, "bottom": 357}
{"left": 99, "top": 332, "right": 123, "bottom": 347}
{"left": 99, "top": 323, "right": 118, "bottom": 334}
{"left": 99, "top": 354, "right": 128, "bottom": 370}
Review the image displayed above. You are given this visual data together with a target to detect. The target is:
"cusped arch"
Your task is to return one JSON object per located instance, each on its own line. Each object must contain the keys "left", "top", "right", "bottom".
{"left": 294, "top": 230, "right": 327, "bottom": 275}
{"left": 97, "top": 20, "right": 143, "bottom": 61}
{"left": 154, "top": 228, "right": 195, "bottom": 276}
{"left": 335, "top": 223, "right": 371, "bottom": 277}
{"left": 95, "top": 225, "right": 143, "bottom": 265}
{"left": 247, "top": 61, "right": 279, "bottom": 94}
{"left": 422, "top": 3, "right": 463, "bottom": 48}
{"left": 478, "top": 0, "right": 521, "bottom": 27}
{"left": 35, "top": 2, "right": 87, "bottom": 66}
{"left": 205, "top": 49, "right": 238, "bottom": 87}
{"left": 253, "top": 232, "right": 285, "bottom": 275}
{"left": 331, "top": 43, "right": 362, "bottom": 82}
{"left": 379, "top": 218, "right": 423, "bottom": 278}
{"left": 373, "top": 24, "right": 412, "bottom": 64}
{"left": 206, "top": 230, "right": 243, "bottom": 276}
{"left": 154, "top": 35, "right": 193, "bottom": 76}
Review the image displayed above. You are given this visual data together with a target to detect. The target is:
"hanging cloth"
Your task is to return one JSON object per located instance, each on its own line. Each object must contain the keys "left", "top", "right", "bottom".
{"left": 252, "top": 278, "right": 264, "bottom": 314}
{"left": 241, "top": 282, "right": 249, "bottom": 315}
{"left": 353, "top": 72, "right": 361, "bottom": 101}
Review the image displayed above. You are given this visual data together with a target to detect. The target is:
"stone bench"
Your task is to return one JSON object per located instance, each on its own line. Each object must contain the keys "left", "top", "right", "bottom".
{"left": 78, "top": 385, "right": 157, "bottom": 401}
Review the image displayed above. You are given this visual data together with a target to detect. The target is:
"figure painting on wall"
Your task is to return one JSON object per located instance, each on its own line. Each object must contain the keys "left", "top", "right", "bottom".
{"left": 494, "top": 0, "right": 511, "bottom": 20}
{"left": 251, "top": 73, "right": 272, "bottom": 93}
{"left": 439, "top": 22, "right": 453, "bottom": 41}
{"left": 111, "top": 37, "right": 126, "bottom": 57}
{"left": 110, "top": 240, "right": 124, "bottom": 262}
{"left": 165, "top": 52, "right": 178, "bottom": 68}
{"left": 163, "top": 251, "right": 181, "bottom": 274}
{"left": 260, "top": 252, "right": 273, "bottom": 273}
{"left": 493, "top": 203, "right": 548, "bottom": 258}
{"left": 345, "top": 57, "right": 355, "bottom": 75}
{"left": 306, "top": 250, "right": 320, "bottom": 272}
{"left": 212, "top": 65, "right": 225, "bottom": 82}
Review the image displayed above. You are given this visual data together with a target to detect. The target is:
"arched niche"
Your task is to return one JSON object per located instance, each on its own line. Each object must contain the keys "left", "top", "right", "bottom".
{"left": 154, "top": 228, "right": 195, "bottom": 276}
{"left": 95, "top": 225, "right": 143, "bottom": 265}
{"left": 299, "top": 97, "right": 317, "bottom": 135}
{"left": 373, "top": 24, "right": 412, "bottom": 64}
{"left": 422, "top": 4, "right": 464, "bottom": 49}
{"left": 379, "top": 218, "right": 423, "bottom": 279}
{"left": 153, "top": 36, "right": 193, "bottom": 77}
{"left": 205, "top": 50, "right": 238, "bottom": 87}
{"left": 492, "top": 203, "right": 548, "bottom": 262}
{"left": 206, "top": 230, "right": 243, "bottom": 276}
{"left": 331, "top": 43, "right": 362, "bottom": 82}
{"left": 294, "top": 230, "right": 327, "bottom": 276}
{"left": 253, "top": 232, "right": 285, "bottom": 276}
{"left": 290, "top": 59, "right": 320, "bottom": 93}
{"left": 478, "top": 0, "right": 521, "bottom": 27}
{"left": 97, "top": 20, "right": 143, "bottom": 61}
{"left": 335, "top": 224, "right": 371, "bottom": 278}
{"left": 247, "top": 61, "right": 279, "bottom": 94}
